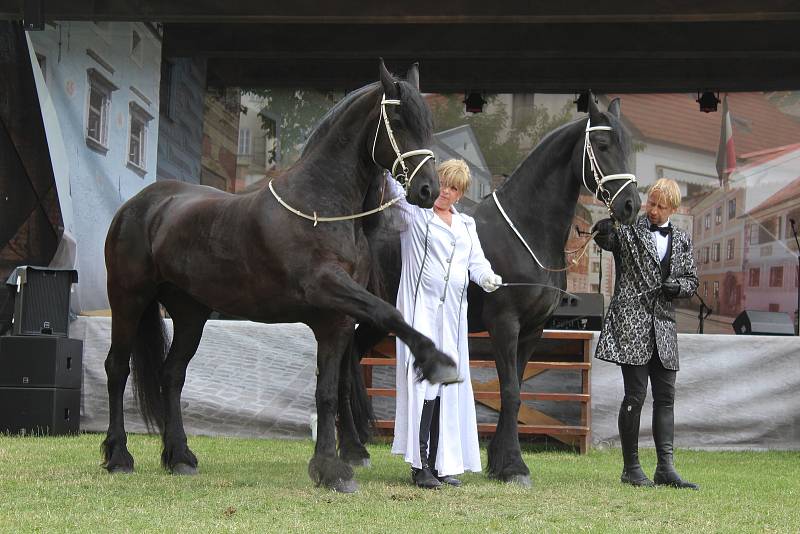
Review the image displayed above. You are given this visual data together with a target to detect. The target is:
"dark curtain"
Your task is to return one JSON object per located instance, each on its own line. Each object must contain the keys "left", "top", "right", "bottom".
{"left": 0, "top": 21, "right": 62, "bottom": 332}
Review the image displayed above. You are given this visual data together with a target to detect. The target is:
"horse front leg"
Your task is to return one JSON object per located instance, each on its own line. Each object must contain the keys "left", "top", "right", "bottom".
{"left": 306, "top": 266, "right": 457, "bottom": 385}
{"left": 308, "top": 316, "right": 359, "bottom": 493}
{"left": 486, "top": 316, "right": 532, "bottom": 487}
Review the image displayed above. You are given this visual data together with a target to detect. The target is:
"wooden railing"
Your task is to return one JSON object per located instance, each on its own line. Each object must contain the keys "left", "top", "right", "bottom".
{"left": 361, "top": 330, "right": 594, "bottom": 453}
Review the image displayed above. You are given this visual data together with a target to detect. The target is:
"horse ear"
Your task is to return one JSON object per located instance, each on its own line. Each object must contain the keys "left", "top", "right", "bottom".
{"left": 406, "top": 63, "right": 420, "bottom": 91}
{"left": 607, "top": 97, "right": 621, "bottom": 119}
{"left": 587, "top": 92, "right": 602, "bottom": 121}
{"left": 379, "top": 58, "right": 399, "bottom": 98}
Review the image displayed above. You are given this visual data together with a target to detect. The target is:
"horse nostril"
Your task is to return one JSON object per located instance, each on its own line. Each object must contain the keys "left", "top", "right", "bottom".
{"left": 420, "top": 185, "right": 431, "bottom": 200}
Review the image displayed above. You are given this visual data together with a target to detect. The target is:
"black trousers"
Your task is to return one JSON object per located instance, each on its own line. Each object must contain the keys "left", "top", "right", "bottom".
{"left": 619, "top": 353, "right": 676, "bottom": 413}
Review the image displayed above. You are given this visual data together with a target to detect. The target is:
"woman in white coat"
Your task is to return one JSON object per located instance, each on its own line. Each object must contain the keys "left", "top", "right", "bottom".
{"left": 388, "top": 159, "right": 502, "bottom": 488}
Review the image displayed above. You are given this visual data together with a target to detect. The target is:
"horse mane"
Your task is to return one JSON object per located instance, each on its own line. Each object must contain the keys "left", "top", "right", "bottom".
{"left": 302, "top": 77, "right": 433, "bottom": 158}
{"left": 498, "top": 109, "right": 631, "bottom": 193}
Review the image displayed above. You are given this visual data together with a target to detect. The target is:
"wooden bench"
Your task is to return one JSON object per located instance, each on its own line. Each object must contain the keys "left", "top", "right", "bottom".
{"left": 361, "top": 330, "right": 594, "bottom": 453}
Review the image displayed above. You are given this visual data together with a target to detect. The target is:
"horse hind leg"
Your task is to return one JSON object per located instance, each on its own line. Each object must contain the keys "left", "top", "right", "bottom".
{"left": 308, "top": 316, "right": 359, "bottom": 493}
{"left": 102, "top": 302, "right": 152, "bottom": 473}
{"left": 158, "top": 290, "right": 209, "bottom": 475}
{"left": 337, "top": 334, "right": 370, "bottom": 468}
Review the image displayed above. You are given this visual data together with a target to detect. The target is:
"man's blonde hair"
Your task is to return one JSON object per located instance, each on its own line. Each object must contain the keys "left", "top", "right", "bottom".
{"left": 437, "top": 159, "right": 471, "bottom": 193}
{"left": 647, "top": 178, "right": 681, "bottom": 209}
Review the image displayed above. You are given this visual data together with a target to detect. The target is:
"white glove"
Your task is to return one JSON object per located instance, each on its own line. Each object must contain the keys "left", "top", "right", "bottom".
{"left": 481, "top": 273, "right": 503, "bottom": 293}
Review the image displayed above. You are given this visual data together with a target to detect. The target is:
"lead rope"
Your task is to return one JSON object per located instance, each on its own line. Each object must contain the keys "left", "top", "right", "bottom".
{"left": 492, "top": 191, "right": 597, "bottom": 272}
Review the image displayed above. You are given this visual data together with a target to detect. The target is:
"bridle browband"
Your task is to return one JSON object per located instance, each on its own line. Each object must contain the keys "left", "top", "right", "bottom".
{"left": 493, "top": 117, "right": 638, "bottom": 272}
{"left": 270, "top": 92, "right": 436, "bottom": 226}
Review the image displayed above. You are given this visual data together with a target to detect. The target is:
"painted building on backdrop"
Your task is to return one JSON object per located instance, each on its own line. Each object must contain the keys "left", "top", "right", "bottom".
{"left": 29, "top": 21, "right": 162, "bottom": 312}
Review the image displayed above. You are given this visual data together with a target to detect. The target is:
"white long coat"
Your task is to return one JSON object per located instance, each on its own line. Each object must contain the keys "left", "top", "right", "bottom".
{"left": 386, "top": 177, "right": 494, "bottom": 476}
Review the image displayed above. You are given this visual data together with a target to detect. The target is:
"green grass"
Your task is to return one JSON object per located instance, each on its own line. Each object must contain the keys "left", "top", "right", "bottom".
{"left": 0, "top": 434, "right": 798, "bottom": 533}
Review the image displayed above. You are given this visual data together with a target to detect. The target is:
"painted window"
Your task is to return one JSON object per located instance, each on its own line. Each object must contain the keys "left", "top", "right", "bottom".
{"left": 238, "top": 128, "right": 251, "bottom": 155}
{"left": 86, "top": 70, "right": 116, "bottom": 151}
{"left": 749, "top": 268, "right": 760, "bottom": 287}
{"left": 769, "top": 266, "right": 784, "bottom": 288}
{"left": 726, "top": 238, "right": 735, "bottom": 260}
{"left": 128, "top": 102, "right": 153, "bottom": 173}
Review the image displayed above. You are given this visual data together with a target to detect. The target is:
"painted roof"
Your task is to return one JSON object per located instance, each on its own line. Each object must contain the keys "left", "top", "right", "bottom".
{"left": 608, "top": 93, "right": 800, "bottom": 155}
{"left": 749, "top": 175, "right": 800, "bottom": 215}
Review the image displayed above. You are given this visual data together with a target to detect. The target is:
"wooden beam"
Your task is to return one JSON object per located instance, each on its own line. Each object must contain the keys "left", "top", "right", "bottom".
{"left": 3, "top": 1, "right": 800, "bottom": 23}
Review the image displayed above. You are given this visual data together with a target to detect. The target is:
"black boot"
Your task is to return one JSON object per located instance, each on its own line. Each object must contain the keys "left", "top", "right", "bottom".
{"left": 428, "top": 397, "right": 461, "bottom": 487}
{"left": 618, "top": 402, "right": 654, "bottom": 487}
{"left": 652, "top": 404, "right": 699, "bottom": 490}
{"left": 412, "top": 399, "right": 441, "bottom": 489}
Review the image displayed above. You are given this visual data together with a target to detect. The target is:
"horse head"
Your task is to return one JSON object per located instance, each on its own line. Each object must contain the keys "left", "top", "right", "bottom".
{"left": 573, "top": 95, "right": 641, "bottom": 225}
{"left": 371, "top": 59, "right": 439, "bottom": 208}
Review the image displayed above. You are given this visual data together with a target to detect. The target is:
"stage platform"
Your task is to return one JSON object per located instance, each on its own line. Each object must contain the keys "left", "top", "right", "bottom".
{"left": 69, "top": 317, "right": 800, "bottom": 450}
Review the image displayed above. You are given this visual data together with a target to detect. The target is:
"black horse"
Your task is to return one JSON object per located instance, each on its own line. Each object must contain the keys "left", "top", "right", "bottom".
{"left": 101, "top": 60, "right": 458, "bottom": 493}
{"left": 339, "top": 97, "right": 641, "bottom": 485}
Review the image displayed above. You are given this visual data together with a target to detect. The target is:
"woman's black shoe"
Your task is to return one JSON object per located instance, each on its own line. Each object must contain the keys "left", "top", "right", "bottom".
{"left": 437, "top": 474, "right": 462, "bottom": 487}
{"left": 412, "top": 467, "right": 442, "bottom": 489}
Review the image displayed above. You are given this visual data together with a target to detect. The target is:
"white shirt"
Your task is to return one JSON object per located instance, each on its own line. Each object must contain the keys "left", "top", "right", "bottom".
{"left": 651, "top": 219, "right": 671, "bottom": 261}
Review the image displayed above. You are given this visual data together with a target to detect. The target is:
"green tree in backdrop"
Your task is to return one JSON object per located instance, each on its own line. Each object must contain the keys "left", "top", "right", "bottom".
{"left": 247, "top": 90, "right": 575, "bottom": 176}
{"left": 428, "top": 94, "right": 575, "bottom": 177}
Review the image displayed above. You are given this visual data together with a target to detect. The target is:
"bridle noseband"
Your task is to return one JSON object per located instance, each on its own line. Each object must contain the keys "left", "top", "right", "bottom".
{"left": 582, "top": 118, "right": 637, "bottom": 214}
{"left": 371, "top": 95, "right": 435, "bottom": 191}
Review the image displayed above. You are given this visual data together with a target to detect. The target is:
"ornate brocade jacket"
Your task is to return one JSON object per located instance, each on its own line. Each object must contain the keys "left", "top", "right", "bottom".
{"left": 594, "top": 215, "right": 698, "bottom": 370}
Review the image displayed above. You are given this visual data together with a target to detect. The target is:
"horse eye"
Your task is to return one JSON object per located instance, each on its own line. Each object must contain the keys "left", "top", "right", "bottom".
{"left": 390, "top": 118, "right": 404, "bottom": 130}
{"left": 597, "top": 143, "right": 609, "bottom": 152}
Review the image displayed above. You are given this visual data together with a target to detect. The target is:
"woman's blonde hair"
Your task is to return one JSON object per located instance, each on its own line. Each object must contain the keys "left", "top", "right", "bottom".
{"left": 437, "top": 159, "right": 471, "bottom": 193}
{"left": 647, "top": 178, "right": 681, "bottom": 209}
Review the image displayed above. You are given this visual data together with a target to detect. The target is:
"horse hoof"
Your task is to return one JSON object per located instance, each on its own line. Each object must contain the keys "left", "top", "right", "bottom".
{"left": 107, "top": 465, "right": 133, "bottom": 474}
{"left": 347, "top": 458, "right": 371, "bottom": 468}
{"left": 428, "top": 364, "right": 459, "bottom": 385}
{"left": 507, "top": 474, "right": 532, "bottom": 488}
{"left": 171, "top": 463, "right": 198, "bottom": 476}
{"left": 331, "top": 478, "right": 359, "bottom": 493}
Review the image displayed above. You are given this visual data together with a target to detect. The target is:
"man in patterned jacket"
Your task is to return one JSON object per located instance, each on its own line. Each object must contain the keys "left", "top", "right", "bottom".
{"left": 593, "top": 178, "right": 699, "bottom": 490}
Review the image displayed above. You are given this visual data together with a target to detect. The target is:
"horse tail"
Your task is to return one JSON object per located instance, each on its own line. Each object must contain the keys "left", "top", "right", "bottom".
{"left": 131, "top": 299, "right": 168, "bottom": 433}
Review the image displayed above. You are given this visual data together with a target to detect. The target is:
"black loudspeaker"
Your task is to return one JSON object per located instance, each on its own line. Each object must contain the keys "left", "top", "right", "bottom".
{"left": 0, "top": 388, "right": 80, "bottom": 435}
{"left": 0, "top": 336, "right": 83, "bottom": 388}
{"left": 732, "top": 310, "right": 795, "bottom": 336}
{"left": 6, "top": 266, "right": 78, "bottom": 337}
{"left": 0, "top": 336, "right": 83, "bottom": 435}
{"left": 546, "top": 292, "right": 604, "bottom": 331}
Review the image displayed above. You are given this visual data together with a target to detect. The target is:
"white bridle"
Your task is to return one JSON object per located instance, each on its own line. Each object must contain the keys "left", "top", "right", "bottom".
{"left": 269, "top": 92, "right": 437, "bottom": 227}
{"left": 582, "top": 119, "right": 637, "bottom": 213}
{"left": 371, "top": 95, "right": 435, "bottom": 190}
{"left": 491, "top": 117, "right": 638, "bottom": 271}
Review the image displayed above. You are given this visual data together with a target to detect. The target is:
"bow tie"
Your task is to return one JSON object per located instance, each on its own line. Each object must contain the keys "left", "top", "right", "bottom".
{"left": 649, "top": 224, "right": 671, "bottom": 236}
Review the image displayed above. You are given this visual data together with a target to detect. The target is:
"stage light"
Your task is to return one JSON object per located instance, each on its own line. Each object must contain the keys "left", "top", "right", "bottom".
{"left": 697, "top": 91, "right": 720, "bottom": 113}
{"left": 574, "top": 92, "right": 591, "bottom": 113}
{"left": 464, "top": 92, "right": 486, "bottom": 114}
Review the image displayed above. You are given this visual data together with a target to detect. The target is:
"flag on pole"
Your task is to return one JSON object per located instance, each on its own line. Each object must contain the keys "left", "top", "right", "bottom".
{"left": 715, "top": 94, "right": 736, "bottom": 186}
